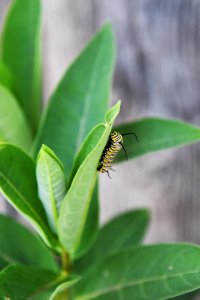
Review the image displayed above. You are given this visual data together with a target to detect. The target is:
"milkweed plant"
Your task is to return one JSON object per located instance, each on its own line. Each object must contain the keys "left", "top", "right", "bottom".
{"left": 1, "top": 1, "right": 200, "bottom": 299}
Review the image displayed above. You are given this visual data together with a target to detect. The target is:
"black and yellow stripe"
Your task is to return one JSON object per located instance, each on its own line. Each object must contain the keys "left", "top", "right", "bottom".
{"left": 98, "top": 131, "right": 123, "bottom": 176}
{"left": 98, "top": 131, "right": 138, "bottom": 178}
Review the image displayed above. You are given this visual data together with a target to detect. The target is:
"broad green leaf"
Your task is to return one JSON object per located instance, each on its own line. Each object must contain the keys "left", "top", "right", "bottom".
{"left": 0, "top": 61, "right": 14, "bottom": 90}
{"left": 32, "top": 24, "right": 115, "bottom": 178}
{"left": 58, "top": 102, "right": 120, "bottom": 259}
{"left": 0, "top": 85, "right": 32, "bottom": 151}
{"left": 1, "top": 0, "right": 42, "bottom": 131}
{"left": 67, "top": 120, "right": 105, "bottom": 259}
{"left": 0, "top": 144, "right": 61, "bottom": 252}
{"left": 0, "top": 265, "right": 60, "bottom": 299}
{"left": 114, "top": 118, "right": 200, "bottom": 163}
{"left": 0, "top": 214, "right": 58, "bottom": 272}
{"left": 74, "top": 244, "right": 200, "bottom": 300}
{"left": 75, "top": 209, "right": 149, "bottom": 273}
{"left": 36, "top": 145, "right": 67, "bottom": 233}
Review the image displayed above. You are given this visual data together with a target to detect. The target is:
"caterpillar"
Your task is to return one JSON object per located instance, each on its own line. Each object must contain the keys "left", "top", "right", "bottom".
{"left": 98, "top": 131, "right": 138, "bottom": 178}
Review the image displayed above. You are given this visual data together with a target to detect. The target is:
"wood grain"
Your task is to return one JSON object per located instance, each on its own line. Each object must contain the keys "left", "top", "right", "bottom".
{"left": 1, "top": 0, "right": 200, "bottom": 249}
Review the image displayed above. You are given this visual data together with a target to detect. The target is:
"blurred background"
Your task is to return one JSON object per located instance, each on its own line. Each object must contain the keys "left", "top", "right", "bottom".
{"left": 1, "top": 0, "right": 200, "bottom": 245}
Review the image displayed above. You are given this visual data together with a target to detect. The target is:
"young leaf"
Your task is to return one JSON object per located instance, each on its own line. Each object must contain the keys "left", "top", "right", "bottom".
{"left": 0, "top": 61, "right": 14, "bottom": 91}
{"left": 0, "top": 214, "right": 58, "bottom": 272}
{"left": 50, "top": 276, "right": 81, "bottom": 300}
{"left": 74, "top": 244, "right": 200, "bottom": 300}
{"left": 75, "top": 209, "right": 149, "bottom": 273}
{"left": 32, "top": 24, "right": 115, "bottom": 178}
{"left": 36, "top": 145, "right": 67, "bottom": 233}
{"left": 0, "top": 144, "right": 61, "bottom": 252}
{"left": 114, "top": 118, "right": 200, "bottom": 163}
{"left": 69, "top": 124, "right": 106, "bottom": 185}
{"left": 67, "top": 120, "right": 105, "bottom": 259}
{"left": 0, "top": 85, "right": 32, "bottom": 151}
{"left": 1, "top": 0, "right": 42, "bottom": 131}
{"left": 58, "top": 102, "right": 120, "bottom": 259}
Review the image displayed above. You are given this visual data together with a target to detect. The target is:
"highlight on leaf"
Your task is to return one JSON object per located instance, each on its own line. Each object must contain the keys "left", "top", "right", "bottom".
{"left": 36, "top": 144, "right": 67, "bottom": 233}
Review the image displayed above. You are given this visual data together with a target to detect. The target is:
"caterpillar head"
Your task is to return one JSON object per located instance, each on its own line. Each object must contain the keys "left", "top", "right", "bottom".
{"left": 110, "top": 131, "right": 123, "bottom": 143}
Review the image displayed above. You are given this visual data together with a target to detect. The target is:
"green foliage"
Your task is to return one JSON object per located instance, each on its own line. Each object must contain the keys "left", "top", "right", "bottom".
{"left": 74, "top": 244, "right": 200, "bottom": 300}
{"left": 75, "top": 182, "right": 99, "bottom": 260}
{"left": 0, "top": 84, "right": 32, "bottom": 151}
{"left": 0, "top": 61, "right": 14, "bottom": 90}
{"left": 0, "top": 265, "right": 56, "bottom": 299}
{"left": 50, "top": 276, "right": 81, "bottom": 300}
{"left": 36, "top": 145, "right": 67, "bottom": 233}
{"left": 172, "top": 290, "right": 199, "bottom": 300}
{"left": 58, "top": 102, "right": 121, "bottom": 259}
{"left": 1, "top": 0, "right": 42, "bottom": 131}
{"left": 32, "top": 24, "right": 115, "bottom": 179}
{"left": 0, "top": 214, "right": 58, "bottom": 271}
{"left": 114, "top": 118, "right": 200, "bottom": 163}
{"left": 75, "top": 209, "right": 150, "bottom": 274}
{"left": 0, "top": 144, "right": 60, "bottom": 252}
{"left": 0, "top": 265, "right": 75, "bottom": 299}
{"left": 1, "top": 1, "right": 200, "bottom": 299}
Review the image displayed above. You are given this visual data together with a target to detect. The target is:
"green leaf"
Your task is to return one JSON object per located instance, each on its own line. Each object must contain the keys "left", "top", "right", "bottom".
{"left": 0, "top": 264, "right": 80, "bottom": 300}
{"left": 74, "top": 244, "right": 200, "bottom": 300}
{"left": 68, "top": 122, "right": 102, "bottom": 259}
{"left": 172, "top": 290, "right": 199, "bottom": 299}
{"left": 36, "top": 145, "right": 67, "bottom": 233}
{"left": 0, "top": 144, "right": 61, "bottom": 252}
{"left": 0, "top": 214, "right": 58, "bottom": 272}
{"left": 58, "top": 102, "right": 120, "bottom": 259}
{"left": 75, "top": 182, "right": 99, "bottom": 259}
{"left": 1, "top": 0, "right": 42, "bottom": 131}
{"left": 0, "top": 61, "right": 14, "bottom": 90}
{"left": 50, "top": 275, "right": 81, "bottom": 300}
{"left": 75, "top": 209, "right": 149, "bottom": 273}
{"left": 0, "top": 84, "right": 32, "bottom": 151}
{"left": 69, "top": 125, "right": 106, "bottom": 185}
{"left": 32, "top": 24, "right": 115, "bottom": 178}
{"left": 0, "top": 265, "right": 59, "bottom": 299}
{"left": 114, "top": 118, "right": 200, "bottom": 163}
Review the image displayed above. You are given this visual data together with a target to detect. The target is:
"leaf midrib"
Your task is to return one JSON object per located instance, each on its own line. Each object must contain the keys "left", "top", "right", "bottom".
{"left": 43, "top": 155, "right": 58, "bottom": 229}
{"left": 0, "top": 171, "right": 48, "bottom": 235}
{"left": 29, "top": 275, "right": 63, "bottom": 299}
{"left": 0, "top": 250, "right": 19, "bottom": 265}
{"left": 76, "top": 269, "right": 200, "bottom": 300}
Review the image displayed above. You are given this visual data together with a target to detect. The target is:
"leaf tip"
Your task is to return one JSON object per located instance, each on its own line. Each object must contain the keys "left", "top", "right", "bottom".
{"left": 98, "top": 22, "right": 114, "bottom": 34}
{"left": 105, "top": 100, "right": 121, "bottom": 124}
{"left": 95, "top": 22, "right": 116, "bottom": 55}
{"left": 139, "top": 208, "right": 151, "bottom": 224}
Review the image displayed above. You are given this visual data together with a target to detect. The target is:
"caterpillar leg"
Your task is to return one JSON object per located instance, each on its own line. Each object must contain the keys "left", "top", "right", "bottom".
{"left": 110, "top": 167, "right": 116, "bottom": 172}
{"left": 107, "top": 171, "right": 111, "bottom": 179}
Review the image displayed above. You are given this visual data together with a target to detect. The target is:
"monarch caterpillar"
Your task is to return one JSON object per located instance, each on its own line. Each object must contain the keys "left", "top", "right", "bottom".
{"left": 98, "top": 131, "right": 138, "bottom": 178}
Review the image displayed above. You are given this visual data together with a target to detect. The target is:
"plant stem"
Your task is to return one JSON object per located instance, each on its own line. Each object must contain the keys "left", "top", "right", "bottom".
{"left": 56, "top": 251, "right": 71, "bottom": 299}
{"left": 61, "top": 251, "right": 70, "bottom": 274}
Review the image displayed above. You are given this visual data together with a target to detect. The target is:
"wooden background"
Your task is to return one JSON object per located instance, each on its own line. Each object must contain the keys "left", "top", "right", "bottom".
{"left": 1, "top": 0, "right": 200, "bottom": 246}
